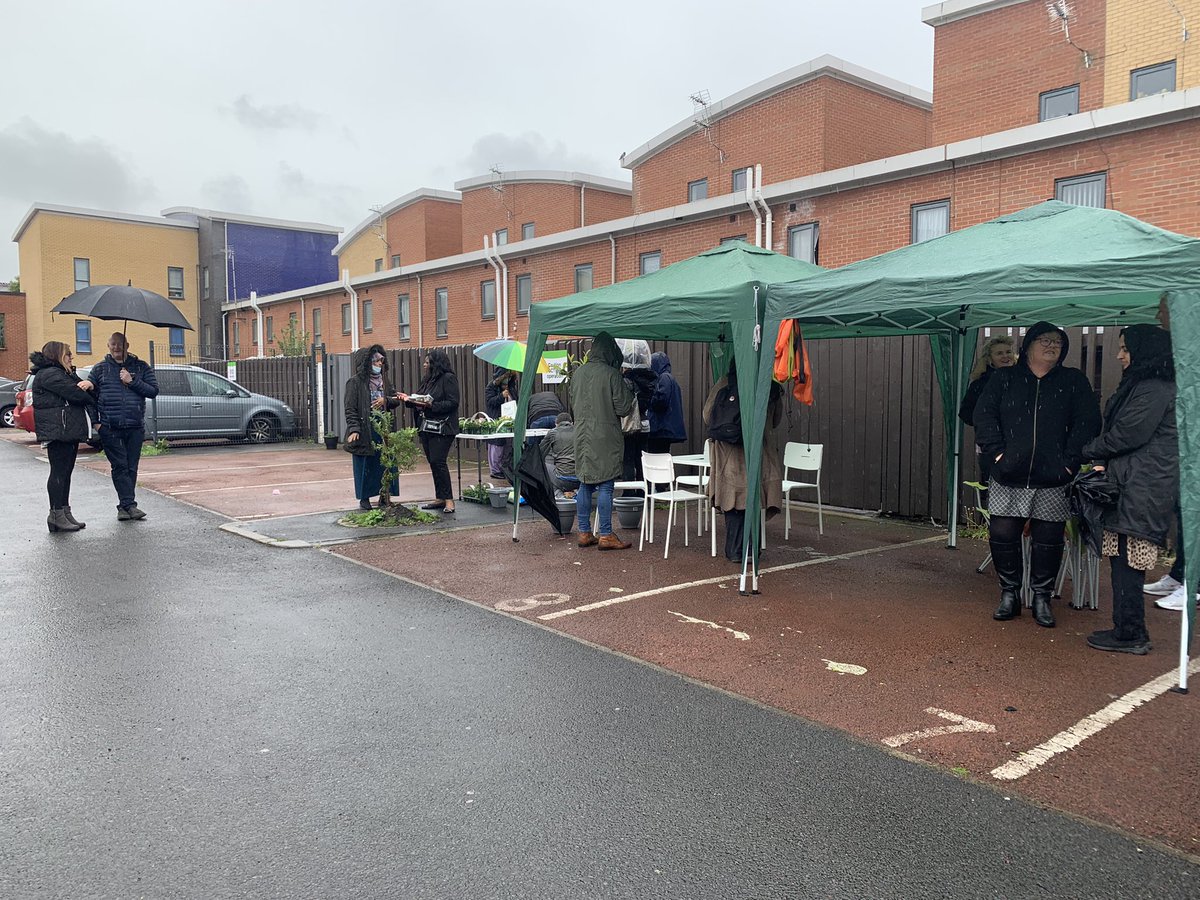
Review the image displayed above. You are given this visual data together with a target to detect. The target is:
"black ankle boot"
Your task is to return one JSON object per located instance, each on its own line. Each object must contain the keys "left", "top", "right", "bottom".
{"left": 1030, "top": 540, "right": 1064, "bottom": 628}
{"left": 990, "top": 539, "right": 1024, "bottom": 620}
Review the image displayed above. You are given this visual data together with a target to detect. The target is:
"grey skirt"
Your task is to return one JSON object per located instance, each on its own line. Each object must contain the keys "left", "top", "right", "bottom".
{"left": 988, "top": 478, "right": 1071, "bottom": 521}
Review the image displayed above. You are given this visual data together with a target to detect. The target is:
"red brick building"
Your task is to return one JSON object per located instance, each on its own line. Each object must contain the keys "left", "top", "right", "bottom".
{"left": 229, "top": 1, "right": 1199, "bottom": 357}
{"left": 0, "top": 290, "right": 29, "bottom": 380}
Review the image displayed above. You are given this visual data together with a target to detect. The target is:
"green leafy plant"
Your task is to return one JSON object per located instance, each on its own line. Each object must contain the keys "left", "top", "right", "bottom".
{"left": 462, "top": 483, "right": 492, "bottom": 502}
{"left": 273, "top": 317, "right": 312, "bottom": 357}
{"left": 370, "top": 411, "right": 420, "bottom": 507}
{"left": 342, "top": 507, "right": 438, "bottom": 527}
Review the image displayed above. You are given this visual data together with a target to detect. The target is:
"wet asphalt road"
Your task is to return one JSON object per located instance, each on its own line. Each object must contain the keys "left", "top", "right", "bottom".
{"left": 0, "top": 439, "right": 1195, "bottom": 899}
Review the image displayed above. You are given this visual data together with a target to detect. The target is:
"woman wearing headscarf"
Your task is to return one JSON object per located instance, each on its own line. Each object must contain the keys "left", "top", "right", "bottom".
{"left": 484, "top": 366, "right": 517, "bottom": 479}
{"left": 959, "top": 336, "right": 1015, "bottom": 494}
{"left": 400, "top": 348, "right": 460, "bottom": 514}
{"left": 344, "top": 345, "right": 401, "bottom": 510}
{"left": 1082, "top": 325, "right": 1177, "bottom": 655}
{"left": 30, "top": 341, "right": 96, "bottom": 532}
{"left": 974, "top": 322, "right": 1101, "bottom": 627}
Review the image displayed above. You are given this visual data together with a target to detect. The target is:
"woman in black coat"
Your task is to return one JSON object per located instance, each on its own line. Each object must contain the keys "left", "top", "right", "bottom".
{"left": 974, "top": 322, "right": 1102, "bottom": 627}
{"left": 400, "top": 349, "right": 460, "bottom": 514}
{"left": 484, "top": 367, "right": 517, "bottom": 479}
{"left": 30, "top": 341, "right": 96, "bottom": 532}
{"left": 1082, "top": 325, "right": 1177, "bottom": 655}
{"left": 344, "top": 345, "right": 402, "bottom": 510}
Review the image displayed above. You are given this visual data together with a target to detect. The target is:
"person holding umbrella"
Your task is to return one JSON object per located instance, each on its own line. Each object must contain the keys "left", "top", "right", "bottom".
{"left": 30, "top": 342, "right": 96, "bottom": 532}
{"left": 90, "top": 332, "right": 159, "bottom": 521}
{"left": 1082, "top": 325, "right": 1178, "bottom": 655}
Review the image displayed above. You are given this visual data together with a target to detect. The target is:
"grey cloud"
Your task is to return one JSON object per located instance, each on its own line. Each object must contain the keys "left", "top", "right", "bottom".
{"left": 230, "top": 95, "right": 322, "bottom": 132}
{"left": 200, "top": 173, "right": 253, "bottom": 211}
{"left": 277, "top": 162, "right": 360, "bottom": 225}
{"left": 459, "top": 131, "right": 611, "bottom": 177}
{"left": 0, "top": 117, "right": 156, "bottom": 208}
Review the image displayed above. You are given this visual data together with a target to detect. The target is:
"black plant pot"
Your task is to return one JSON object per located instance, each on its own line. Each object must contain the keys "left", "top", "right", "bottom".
{"left": 324, "top": 436, "right": 339, "bottom": 450}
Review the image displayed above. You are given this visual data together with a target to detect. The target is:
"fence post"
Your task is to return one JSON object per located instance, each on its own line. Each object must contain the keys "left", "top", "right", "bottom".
{"left": 312, "top": 342, "right": 325, "bottom": 440}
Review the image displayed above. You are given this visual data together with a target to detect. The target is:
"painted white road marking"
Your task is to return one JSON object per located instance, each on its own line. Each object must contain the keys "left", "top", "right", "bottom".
{"left": 822, "top": 659, "right": 867, "bottom": 676}
{"left": 667, "top": 610, "right": 749, "bottom": 641}
{"left": 538, "top": 535, "right": 945, "bottom": 621}
{"left": 991, "top": 658, "right": 1200, "bottom": 781}
{"left": 494, "top": 593, "right": 571, "bottom": 614}
{"left": 882, "top": 708, "right": 996, "bottom": 749}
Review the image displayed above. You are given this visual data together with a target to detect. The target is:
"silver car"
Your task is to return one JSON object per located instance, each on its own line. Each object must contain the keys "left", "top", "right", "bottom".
{"left": 85, "top": 364, "right": 296, "bottom": 442}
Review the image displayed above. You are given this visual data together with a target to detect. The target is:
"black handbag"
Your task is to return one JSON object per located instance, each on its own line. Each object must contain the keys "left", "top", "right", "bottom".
{"left": 419, "top": 416, "right": 448, "bottom": 436}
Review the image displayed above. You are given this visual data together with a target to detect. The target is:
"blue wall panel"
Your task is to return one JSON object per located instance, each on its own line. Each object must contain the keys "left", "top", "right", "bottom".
{"left": 225, "top": 223, "right": 337, "bottom": 300}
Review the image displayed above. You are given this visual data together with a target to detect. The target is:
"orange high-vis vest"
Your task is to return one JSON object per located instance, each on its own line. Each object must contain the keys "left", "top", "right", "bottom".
{"left": 773, "top": 318, "right": 813, "bottom": 406}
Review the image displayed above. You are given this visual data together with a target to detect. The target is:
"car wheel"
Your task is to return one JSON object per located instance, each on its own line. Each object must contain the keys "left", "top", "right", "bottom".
{"left": 247, "top": 414, "right": 278, "bottom": 443}
{"left": 0, "top": 405, "right": 13, "bottom": 428}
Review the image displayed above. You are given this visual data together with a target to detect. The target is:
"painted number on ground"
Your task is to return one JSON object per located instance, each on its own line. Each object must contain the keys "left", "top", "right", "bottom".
{"left": 495, "top": 593, "right": 570, "bottom": 614}
{"left": 882, "top": 707, "right": 995, "bottom": 749}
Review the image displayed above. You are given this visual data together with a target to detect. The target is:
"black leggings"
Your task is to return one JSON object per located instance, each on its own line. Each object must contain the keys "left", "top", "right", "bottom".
{"left": 420, "top": 432, "right": 455, "bottom": 501}
{"left": 46, "top": 440, "right": 78, "bottom": 509}
{"left": 989, "top": 515, "right": 1063, "bottom": 544}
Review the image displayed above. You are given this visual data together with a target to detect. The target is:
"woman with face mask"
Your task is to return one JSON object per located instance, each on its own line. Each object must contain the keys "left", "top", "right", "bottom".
{"left": 1082, "top": 325, "right": 1177, "bottom": 655}
{"left": 974, "top": 322, "right": 1102, "bottom": 628}
{"left": 344, "top": 345, "right": 401, "bottom": 510}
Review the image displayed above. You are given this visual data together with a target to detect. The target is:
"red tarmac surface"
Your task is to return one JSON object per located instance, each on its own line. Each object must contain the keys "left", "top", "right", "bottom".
{"left": 6, "top": 431, "right": 1197, "bottom": 859}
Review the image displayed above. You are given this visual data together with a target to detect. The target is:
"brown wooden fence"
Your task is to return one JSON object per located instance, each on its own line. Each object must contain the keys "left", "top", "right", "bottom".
{"left": 322, "top": 324, "right": 1127, "bottom": 522}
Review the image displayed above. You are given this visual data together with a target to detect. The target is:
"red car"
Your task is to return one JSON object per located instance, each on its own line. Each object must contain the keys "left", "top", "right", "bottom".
{"left": 13, "top": 373, "right": 35, "bottom": 433}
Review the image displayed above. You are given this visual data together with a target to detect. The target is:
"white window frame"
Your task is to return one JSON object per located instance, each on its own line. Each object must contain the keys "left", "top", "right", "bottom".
{"left": 516, "top": 274, "right": 532, "bottom": 316}
{"left": 435, "top": 288, "right": 449, "bottom": 339}
{"left": 911, "top": 200, "right": 950, "bottom": 244}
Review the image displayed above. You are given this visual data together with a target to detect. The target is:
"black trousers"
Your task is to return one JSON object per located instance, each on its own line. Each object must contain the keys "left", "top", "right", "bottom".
{"left": 46, "top": 440, "right": 78, "bottom": 509}
{"left": 1111, "top": 534, "right": 1149, "bottom": 642}
{"left": 420, "top": 432, "right": 455, "bottom": 501}
{"left": 724, "top": 509, "right": 746, "bottom": 561}
{"left": 102, "top": 425, "right": 144, "bottom": 508}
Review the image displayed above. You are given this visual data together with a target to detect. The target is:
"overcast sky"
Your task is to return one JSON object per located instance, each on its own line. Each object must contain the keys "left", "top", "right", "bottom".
{"left": 1, "top": 0, "right": 935, "bottom": 279}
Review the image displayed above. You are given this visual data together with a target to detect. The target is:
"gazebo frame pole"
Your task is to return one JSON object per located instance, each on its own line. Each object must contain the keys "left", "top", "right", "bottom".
{"left": 947, "top": 329, "right": 965, "bottom": 549}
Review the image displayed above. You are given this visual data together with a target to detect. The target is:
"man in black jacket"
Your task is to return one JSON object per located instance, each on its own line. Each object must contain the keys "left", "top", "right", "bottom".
{"left": 91, "top": 333, "right": 159, "bottom": 521}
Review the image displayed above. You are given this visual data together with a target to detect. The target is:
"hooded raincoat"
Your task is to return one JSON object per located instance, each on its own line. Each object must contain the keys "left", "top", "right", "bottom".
{"left": 344, "top": 345, "right": 400, "bottom": 456}
{"left": 569, "top": 332, "right": 633, "bottom": 484}
{"left": 974, "top": 322, "right": 1101, "bottom": 489}
{"left": 647, "top": 351, "right": 686, "bottom": 443}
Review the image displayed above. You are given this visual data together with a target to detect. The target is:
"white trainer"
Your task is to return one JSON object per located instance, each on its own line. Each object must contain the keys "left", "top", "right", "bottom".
{"left": 1154, "top": 584, "right": 1194, "bottom": 611}
{"left": 1143, "top": 574, "right": 1182, "bottom": 596}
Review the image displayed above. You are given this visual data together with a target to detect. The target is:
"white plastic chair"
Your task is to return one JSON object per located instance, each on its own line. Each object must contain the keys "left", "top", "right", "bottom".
{"left": 782, "top": 442, "right": 823, "bottom": 538}
{"left": 639, "top": 452, "right": 707, "bottom": 558}
{"left": 674, "top": 441, "right": 711, "bottom": 536}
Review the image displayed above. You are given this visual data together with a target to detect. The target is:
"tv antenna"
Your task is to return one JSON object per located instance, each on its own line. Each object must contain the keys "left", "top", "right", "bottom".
{"left": 1047, "top": 1, "right": 1093, "bottom": 67}
{"left": 689, "top": 89, "right": 726, "bottom": 163}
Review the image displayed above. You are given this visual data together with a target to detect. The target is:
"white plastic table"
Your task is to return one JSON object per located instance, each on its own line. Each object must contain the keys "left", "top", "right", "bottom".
{"left": 454, "top": 430, "right": 550, "bottom": 499}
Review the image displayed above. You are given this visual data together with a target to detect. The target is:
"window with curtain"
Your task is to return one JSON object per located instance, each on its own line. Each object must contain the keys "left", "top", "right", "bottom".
{"left": 397, "top": 294, "right": 410, "bottom": 340}
{"left": 75, "top": 320, "right": 91, "bottom": 354}
{"left": 436, "top": 288, "right": 448, "bottom": 338}
{"left": 168, "top": 266, "right": 185, "bottom": 299}
{"left": 169, "top": 327, "right": 185, "bottom": 356}
{"left": 481, "top": 280, "right": 496, "bottom": 320}
{"left": 1055, "top": 172, "right": 1107, "bottom": 208}
{"left": 787, "top": 223, "right": 818, "bottom": 263}
{"left": 911, "top": 200, "right": 950, "bottom": 243}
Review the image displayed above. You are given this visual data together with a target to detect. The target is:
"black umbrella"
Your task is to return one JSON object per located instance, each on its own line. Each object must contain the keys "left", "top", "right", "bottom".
{"left": 1069, "top": 468, "right": 1120, "bottom": 557}
{"left": 508, "top": 441, "right": 567, "bottom": 535}
{"left": 51, "top": 284, "right": 193, "bottom": 331}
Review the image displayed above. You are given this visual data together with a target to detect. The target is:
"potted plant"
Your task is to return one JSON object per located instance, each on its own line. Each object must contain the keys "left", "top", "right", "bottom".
{"left": 555, "top": 498, "right": 577, "bottom": 535}
{"left": 613, "top": 496, "right": 644, "bottom": 530}
{"left": 323, "top": 432, "right": 339, "bottom": 450}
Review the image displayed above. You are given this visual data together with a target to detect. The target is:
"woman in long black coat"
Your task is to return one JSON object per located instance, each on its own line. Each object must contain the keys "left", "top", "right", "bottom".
{"left": 344, "top": 345, "right": 402, "bottom": 510}
{"left": 959, "top": 335, "right": 1014, "bottom": 494}
{"left": 400, "top": 349, "right": 460, "bottom": 514}
{"left": 1082, "top": 325, "right": 1177, "bottom": 655}
{"left": 30, "top": 341, "right": 96, "bottom": 532}
{"left": 974, "top": 322, "right": 1101, "bottom": 628}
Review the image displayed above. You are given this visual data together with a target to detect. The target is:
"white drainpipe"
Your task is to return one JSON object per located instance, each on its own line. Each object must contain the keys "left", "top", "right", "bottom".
{"left": 221, "top": 311, "right": 228, "bottom": 357}
{"left": 609, "top": 234, "right": 617, "bottom": 284}
{"left": 744, "top": 171, "right": 762, "bottom": 247}
{"left": 416, "top": 274, "right": 423, "bottom": 348}
{"left": 483, "top": 236, "right": 503, "bottom": 339}
{"left": 580, "top": 184, "right": 586, "bottom": 227}
{"left": 496, "top": 235, "right": 509, "bottom": 335}
{"left": 342, "top": 268, "right": 359, "bottom": 352}
{"left": 754, "top": 164, "right": 773, "bottom": 251}
{"left": 248, "top": 290, "right": 264, "bottom": 355}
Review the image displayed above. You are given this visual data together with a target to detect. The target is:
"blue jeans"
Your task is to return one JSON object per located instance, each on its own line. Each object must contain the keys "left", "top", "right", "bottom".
{"left": 102, "top": 425, "right": 144, "bottom": 509}
{"left": 576, "top": 479, "right": 614, "bottom": 536}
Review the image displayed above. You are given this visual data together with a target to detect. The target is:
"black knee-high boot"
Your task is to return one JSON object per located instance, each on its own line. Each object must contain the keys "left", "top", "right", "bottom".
{"left": 990, "top": 540, "right": 1024, "bottom": 620}
{"left": 1030, "top": 541, "right": 1064, "bottom": 628}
